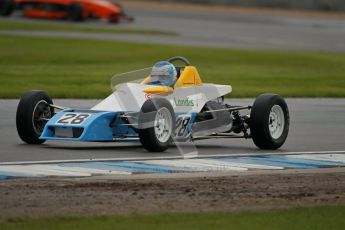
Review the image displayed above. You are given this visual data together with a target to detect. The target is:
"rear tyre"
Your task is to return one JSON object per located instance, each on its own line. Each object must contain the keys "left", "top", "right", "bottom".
{"left": 0, "top": 0, "right": 15, "bottom": 16}
{"left": 138, "top": 98, "right": 175, "bottom": 152}
{"left": 16, "top": 90, "right": 54, "bottom": 144}
{"left": 66, "top": 3, "right": 83, "bottom": 21}
{"left": 250, "top": 93, "right": 289, "bottom": 149}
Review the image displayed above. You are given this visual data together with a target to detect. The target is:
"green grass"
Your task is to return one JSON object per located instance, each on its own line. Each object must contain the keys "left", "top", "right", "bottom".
{"left": 1, "top": 206, "right": 345, "bottom": 230}
{"left": 0, "top": 34, "right": 344, "bottom": 98}
{"left": 0, "top": 20, "right": 177, "bottom": 36}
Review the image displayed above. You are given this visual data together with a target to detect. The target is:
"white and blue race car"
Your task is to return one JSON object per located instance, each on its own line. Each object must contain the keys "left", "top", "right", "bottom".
{"left": 16, "top": 56, "right": 289, "bottom": 152}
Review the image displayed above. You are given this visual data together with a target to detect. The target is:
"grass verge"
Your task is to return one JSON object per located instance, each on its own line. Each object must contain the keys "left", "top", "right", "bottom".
{"left": 1, "top": 206, "right": 345, "bottom": 230}
{"left": 0, "top": 20, "right": 177, "bottom": 36}
{"left": 0, "top": 35, "right": 344, "bottom": 98}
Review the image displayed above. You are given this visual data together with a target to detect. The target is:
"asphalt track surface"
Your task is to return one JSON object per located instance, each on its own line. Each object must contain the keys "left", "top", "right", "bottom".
{"left": 1, "top": 5, "right": 345, "bottom": 51}
{"left": 0, "top": 99, "right": 344, "bottom": 163}
{"left": 122, "top": 7, "right": 345, "bottom": 51}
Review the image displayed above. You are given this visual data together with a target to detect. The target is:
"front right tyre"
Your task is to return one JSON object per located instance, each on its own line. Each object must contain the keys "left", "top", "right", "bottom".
{"left": 250, "top": 93, "right": 289, "bottom": 149}
{"left": 16, "top": 90, "right": 54, "bottom": 144}
{"left": 66, "top": 3, "right": 84, "bottom": 21}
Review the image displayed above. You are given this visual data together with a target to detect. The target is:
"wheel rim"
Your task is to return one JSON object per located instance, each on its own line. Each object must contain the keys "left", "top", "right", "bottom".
{"left": 268, "top": 105, "right": 285, "bottom": 139}
{"left": 154, "top": 107, "right": 172, "bottom": 143}
{"left": 32, "top": 100, "right": 52, "bottom": 135}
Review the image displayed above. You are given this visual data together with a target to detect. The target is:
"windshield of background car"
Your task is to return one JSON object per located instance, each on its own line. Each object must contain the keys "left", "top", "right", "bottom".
{"left": 111, "top": 67, "right": 152, "bottom": 92}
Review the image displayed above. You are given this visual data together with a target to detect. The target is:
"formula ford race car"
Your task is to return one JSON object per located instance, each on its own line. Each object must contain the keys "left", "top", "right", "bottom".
{"left": 0, "top": 0, "right": 133, "bottom": 23}
{"left": 16, "top": 57, "right": 289, "bottom": 152}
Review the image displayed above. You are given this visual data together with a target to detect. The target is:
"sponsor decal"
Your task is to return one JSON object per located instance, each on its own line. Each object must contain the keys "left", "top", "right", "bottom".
{"left": 144, "top": 93, "right": 152, "bottom": 100}
{"left": 174, "top": 98, "right": 194, "bottom": 107}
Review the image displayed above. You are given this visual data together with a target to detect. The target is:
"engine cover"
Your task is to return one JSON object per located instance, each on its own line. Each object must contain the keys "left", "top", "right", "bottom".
{"left": 191, "top": 101, "right": 232, "bottom": 136}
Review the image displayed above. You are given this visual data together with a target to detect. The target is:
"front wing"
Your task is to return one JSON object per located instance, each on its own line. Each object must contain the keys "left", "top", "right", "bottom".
{"left": 40, "top": 109, "right": 123, "bottom": 141}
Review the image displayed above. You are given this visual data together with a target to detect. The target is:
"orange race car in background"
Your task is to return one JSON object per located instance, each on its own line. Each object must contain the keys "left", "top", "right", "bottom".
{"left": 0, "top": 0, "right": 133, "bottom": 23}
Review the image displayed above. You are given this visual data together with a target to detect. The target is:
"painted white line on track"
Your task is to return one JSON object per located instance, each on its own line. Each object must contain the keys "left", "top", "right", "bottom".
{"left": 0, "top": 165, "right": 90, "bottom": 177}
{"left": 191, "top": 159, "right": 284, "bottom": 170}
{"left": 136, "top": 159, "right": 248, "bottom": 172}
{"left": 0, "top": 165, "right": 132, "bottom": 177}
{"left": 140, "top": 158, "right": 283, "bottom": 171}
{"left": 39, "top": 165, "right": 132, "bottom": 175}
{"left": 1, "top": 150, "right": 345, "bottom": 166}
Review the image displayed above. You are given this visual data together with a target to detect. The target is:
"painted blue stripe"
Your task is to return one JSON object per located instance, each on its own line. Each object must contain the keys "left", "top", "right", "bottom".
{"left": 58, "top": 162, "right": 135, "bottom": 173}
{"left": 217, "top": 156, "right": 345, "bottom": 169}
{"left": 285, "top": 155, "right": 345, "bottom": 167}
{"left": 215, "top": 156, "right": 315, "bottom": 169}
{"left": 0, "top": 175, "right": 8, "bottom": 180}
{"left": 273, "top": 156, "right": 345, "bottom": 167}
{"left": 102, "top": 161, "right": 191, "bottom": 173}
{"left": 0, "top": 171, "right": 39, "bottom": 178}
{"left": 108, "top": 162, "right": 182, "bottom": 173}
{"left": 59, "top": 161, "right": 187, "bottom": 174}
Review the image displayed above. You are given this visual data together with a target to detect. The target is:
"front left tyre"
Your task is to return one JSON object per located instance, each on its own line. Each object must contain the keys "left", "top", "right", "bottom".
{"left": 0, "top": 0, "right": 15, "bottom": 16}
{"left": 138, "top": 98, "right": 175, "bottom": 152}
{"left": 16, "top": 90, "right": 54, "bottom": 144}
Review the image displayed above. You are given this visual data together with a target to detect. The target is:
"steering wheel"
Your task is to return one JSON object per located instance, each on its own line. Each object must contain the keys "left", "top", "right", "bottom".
{"left": 167, "top": 56, "right": 191, "bottom": 66}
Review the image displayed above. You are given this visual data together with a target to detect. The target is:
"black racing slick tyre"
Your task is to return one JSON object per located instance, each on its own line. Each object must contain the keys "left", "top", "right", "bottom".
{"left": 138, "top": 98, "right": 175, "bottom": 152}
{"left": 66, "top": 3, "right": 83, "bottom": 21}
{"left": 16, "top": 90, "right": 54, "bottom": 144}
{"left": 0, "top": 0, "right": 15, "bottom": 16}
{"left": 250, "top": 93, "right": 289, "bottom": 149}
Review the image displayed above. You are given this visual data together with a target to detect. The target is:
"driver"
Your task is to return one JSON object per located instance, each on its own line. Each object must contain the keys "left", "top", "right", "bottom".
{"left": 150, "top": 61, "right": 177, "bottom": 87}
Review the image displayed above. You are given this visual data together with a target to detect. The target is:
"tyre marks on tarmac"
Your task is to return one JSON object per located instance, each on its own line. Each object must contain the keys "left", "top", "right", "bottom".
{"left": 0, "top": 152, "right": 344, "bottom": 180}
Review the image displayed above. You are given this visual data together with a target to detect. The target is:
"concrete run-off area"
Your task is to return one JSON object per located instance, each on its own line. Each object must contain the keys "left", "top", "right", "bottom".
{"left": 1, "top": 168, "right": 345, "bottom": 218}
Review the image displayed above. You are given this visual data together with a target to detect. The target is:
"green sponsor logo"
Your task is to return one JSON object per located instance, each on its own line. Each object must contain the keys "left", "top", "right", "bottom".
{"left": 174, "top": 98, "right": 194, "bottom": 106}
